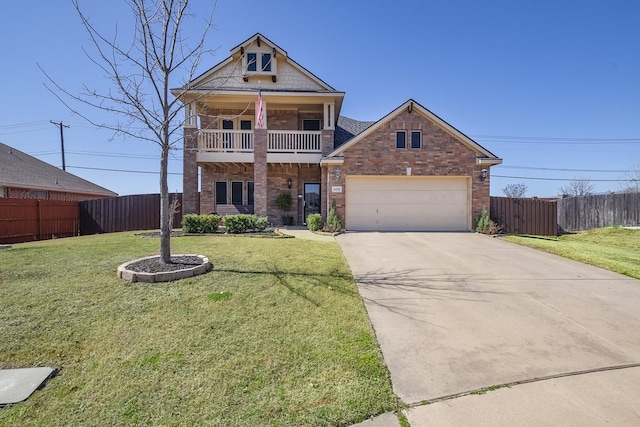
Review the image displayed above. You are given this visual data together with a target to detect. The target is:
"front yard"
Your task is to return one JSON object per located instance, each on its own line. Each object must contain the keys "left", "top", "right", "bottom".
{"left": 504, "top": 227, "right": 640, "bottom": 280}
{"left": 0, "top": 233, "right": 397, "bottom": 426}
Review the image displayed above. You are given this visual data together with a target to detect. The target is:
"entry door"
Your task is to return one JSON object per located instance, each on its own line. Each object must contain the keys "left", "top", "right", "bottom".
{"left": 304, "top": 183, "right": 321, "bottom": 221}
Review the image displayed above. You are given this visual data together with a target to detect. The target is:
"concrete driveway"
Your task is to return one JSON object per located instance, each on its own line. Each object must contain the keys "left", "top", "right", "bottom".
{"left": 337, "top": 232, "right": 640, "bottom": 425}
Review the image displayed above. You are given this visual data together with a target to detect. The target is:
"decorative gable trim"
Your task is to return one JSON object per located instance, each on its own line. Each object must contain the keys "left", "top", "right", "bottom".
{"left": 180, "top": 33, "right": 337, "bottom": 92}
{"left": 325, "top": 99, "right": 502, "bottom": 163}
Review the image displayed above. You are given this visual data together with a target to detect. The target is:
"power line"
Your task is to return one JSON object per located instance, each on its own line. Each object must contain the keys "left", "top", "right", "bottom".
{"left": 67, "top": 165, "right": 182, "bottom": 175}
{"left": 500, "top": 165, "right": 636, "bottom": 173}
{"left": 492, "top": 174, "right": 634, "bottom": 182}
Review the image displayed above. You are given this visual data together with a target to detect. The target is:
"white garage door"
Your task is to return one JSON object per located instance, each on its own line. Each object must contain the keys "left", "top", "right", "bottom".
{"left": 345, "top": 176, "right": 470, "bottom": 231}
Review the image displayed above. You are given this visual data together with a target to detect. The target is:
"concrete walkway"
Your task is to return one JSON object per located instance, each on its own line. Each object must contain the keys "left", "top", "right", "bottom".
{"left": 337, "top": 232, "right": 640, "bottom": 426}
{"left": 276, "top": 226, "right": 336, "bottom": 242}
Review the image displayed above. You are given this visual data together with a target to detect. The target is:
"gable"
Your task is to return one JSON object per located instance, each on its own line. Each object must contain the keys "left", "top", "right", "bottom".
{"left": 183, "top": 33, "right": 337, "bottom": 94}
{"left": 192, "top": 56, "right": 329, "bottom": 92}
{"left": 326, "top": 99, "right": 502, "bottom": 165}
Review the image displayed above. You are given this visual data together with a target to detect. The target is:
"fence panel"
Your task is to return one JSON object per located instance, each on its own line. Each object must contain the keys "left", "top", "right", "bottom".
{"left": 490, "top": 197, "right": 558, "bottom": 236}
{"left": 558, "top": 193, "right": 640, "bottom": 231}
{"left": 79, "top": 193, "right": 185, "bottom": 235}
{"left": 0, "top": 198, "right": 79, "bottom": 244}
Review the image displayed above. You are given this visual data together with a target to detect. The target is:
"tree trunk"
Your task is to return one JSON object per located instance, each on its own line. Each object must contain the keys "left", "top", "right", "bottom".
{"left": 159, "top": 142, "right": 171, "bottom": 263}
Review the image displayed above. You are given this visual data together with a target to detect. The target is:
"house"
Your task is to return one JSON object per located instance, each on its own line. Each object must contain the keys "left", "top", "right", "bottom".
{"left": 175, "top": 33, "right": 501, "bottom": 231}
{"left": 0, "top": 141, "right": 117, "bottom": 201}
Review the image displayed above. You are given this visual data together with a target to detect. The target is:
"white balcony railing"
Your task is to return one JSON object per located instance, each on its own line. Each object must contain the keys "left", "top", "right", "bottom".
{"left": 268, "top": 130, "right": 322, "bottom": 153}
{"left": 196, "top": 130, "right": 322, "bottom": 163}
{"left": 198, "top": 130, "right": 254, "bottom": 152}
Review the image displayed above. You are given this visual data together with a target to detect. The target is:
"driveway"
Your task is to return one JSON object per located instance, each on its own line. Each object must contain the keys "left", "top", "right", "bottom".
{"left": 337, "top": 232, "right": 640, "bottom": 425}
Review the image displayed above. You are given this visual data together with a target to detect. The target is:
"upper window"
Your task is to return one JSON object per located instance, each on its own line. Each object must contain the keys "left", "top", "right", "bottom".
{"left": 411, "top": 131, "right": 422, "bottom": 149}
{"left": 245, "top": 51, "right": 274, "bottom": 74}
{"left": 396, "top": 131, "right": 406, "bottom": 149}
{"left": 302, "top": 119, "right": 321, "bottom": 131}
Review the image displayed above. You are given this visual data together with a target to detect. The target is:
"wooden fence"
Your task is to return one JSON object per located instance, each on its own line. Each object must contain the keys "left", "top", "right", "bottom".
{"left": 490, "top": 197, "right": 558, "bottom": 236}
{"left": 79, "top": 193, "right": 185, "bottom": 235}
{"left": 0, "top": 198, "right": 79, "bottom": 244}
{"left": 557, "top": 193, "right": 640, "bottom": 231}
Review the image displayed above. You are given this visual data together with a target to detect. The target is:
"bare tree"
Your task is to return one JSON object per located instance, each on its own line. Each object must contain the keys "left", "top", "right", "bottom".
{"left": 559, "top": 177, "right": 595, "bottom": 196}
{"left": 619, "top": 164, "right": 640, "bottom": 193}
{"left": 502, "top": 183, "right": 527, "bottom": 198}
{"left": 43, "top": 0, "right": 216, "bottom": 263}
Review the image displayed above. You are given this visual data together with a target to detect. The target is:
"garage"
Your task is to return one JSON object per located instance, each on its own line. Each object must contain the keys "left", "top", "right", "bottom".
{"left": 345, "top": 176, "right": 470, "bottom": 231}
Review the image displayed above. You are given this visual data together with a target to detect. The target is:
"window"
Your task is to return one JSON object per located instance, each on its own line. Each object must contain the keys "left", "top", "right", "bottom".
{"left": 247, "top": 53, "right": 257, "bottom": 72}
{"left": 245, "top": 51, "right": 275, "bottom": 74}
{"left": 216, "top": 182, "right": 227, "bottom": 205}
{"left": 261, "top": 53, "right": 272, "bottom": 72}
{"left": 302, "top": 119, "right": 321, "bottom": 131}
{"left": 411, "top": 131, "right": 422, "bottom": 149}
{"left": 247, "top": 182, "right": 254, "bottom": 205}
{"left": 396, "top": 131, "right": 406, "bottom": 149}
{"left": 30, "top": 190, "right": 48, "bottom": 199}
{"left": 231, "top": 182, "right": 243, "bottom": 205}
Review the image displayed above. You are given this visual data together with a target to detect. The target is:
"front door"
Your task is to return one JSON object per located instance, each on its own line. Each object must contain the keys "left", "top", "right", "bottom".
{"left": 304, "top": 183, "right": 321, "bottom": 222}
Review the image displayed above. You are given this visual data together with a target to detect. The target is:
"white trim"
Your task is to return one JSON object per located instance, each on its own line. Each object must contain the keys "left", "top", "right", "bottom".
{"left": 319, "top": 157, "right": 344, "bottom": 166}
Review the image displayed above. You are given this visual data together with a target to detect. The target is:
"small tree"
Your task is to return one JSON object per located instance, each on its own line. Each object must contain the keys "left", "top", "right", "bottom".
{"left": 559, "top": 177, "right": 594, "bottom": 197}
{"left": 323, "top": 200, "right": 342, "bottom": 233}
{"left": 502, "top": 183, "right": 527, "bottom": 198}
{"left": 619, "top": 164, "right": 640, "bottom": 193}
{"left": 43, "top": 0, "right": 216, "bottom": 263}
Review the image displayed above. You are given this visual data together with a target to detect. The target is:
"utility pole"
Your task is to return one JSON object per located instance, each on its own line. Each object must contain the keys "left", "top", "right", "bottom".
{"left": 50, "top": 121, "right": 70, "bottom": 171}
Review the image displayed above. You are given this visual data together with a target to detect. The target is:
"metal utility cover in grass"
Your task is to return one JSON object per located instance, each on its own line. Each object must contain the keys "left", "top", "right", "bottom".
{"left": 0, "top": 367, "right": 55, "bottom": 405}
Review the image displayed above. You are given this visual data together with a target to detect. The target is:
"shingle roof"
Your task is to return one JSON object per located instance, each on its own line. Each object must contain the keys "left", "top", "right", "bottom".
{"left": 334, "top": 116, "right": 376, "bottom": 148}
{"left": 0, "top": 141, "right": 117, "bottom": 197}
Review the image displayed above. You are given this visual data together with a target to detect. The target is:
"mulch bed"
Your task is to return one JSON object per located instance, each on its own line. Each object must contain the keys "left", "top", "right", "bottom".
{"left": 125, "top": 255, "right": 204, "bottom": 273}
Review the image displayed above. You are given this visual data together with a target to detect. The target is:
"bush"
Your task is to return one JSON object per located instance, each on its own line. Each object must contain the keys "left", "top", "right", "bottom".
{"left": 223, "top": 214, "right": 269, "bottom": 234}
{"left": 476, "top": 207, "right": 500, "bottom": 235}
{"left": 182, "top": 214, "right": 220, "bottom": 233}
{"left": 323, "top": 200, "right": 342, "bottom": 233}
{"left": 306, "top": 213, "right": 322, "bottom": 231}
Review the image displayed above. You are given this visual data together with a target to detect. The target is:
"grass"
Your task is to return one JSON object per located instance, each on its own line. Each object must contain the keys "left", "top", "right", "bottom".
{"left": 0, "top": 232, "right": 397, "bottom": 426}
{"left": 504, "top": 227, "right": 640, "bottom": 279}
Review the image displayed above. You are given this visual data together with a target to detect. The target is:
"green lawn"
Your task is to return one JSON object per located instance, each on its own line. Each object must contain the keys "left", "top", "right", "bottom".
{"left": 0, "top": 233, "right": 397, "bottom": 426}
{"left": 504, "top": 227, "right": 640, "bottom": 280}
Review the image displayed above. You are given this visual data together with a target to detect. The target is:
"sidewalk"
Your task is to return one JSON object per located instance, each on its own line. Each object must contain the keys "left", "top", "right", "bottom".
{"left": 276, "top": 226, "right": 336, "bottom": 242}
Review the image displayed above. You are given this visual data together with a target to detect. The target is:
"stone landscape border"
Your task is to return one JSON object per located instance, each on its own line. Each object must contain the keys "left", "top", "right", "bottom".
{"left": 117, "top": 254, "right": 212, "bottom": 283}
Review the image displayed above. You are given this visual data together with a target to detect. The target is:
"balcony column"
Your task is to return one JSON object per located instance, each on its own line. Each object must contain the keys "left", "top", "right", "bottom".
{"left": 322, "top": 102, "right": 335, "bottom": 155}
{"left": 254, "top": 99, "right": 268, "bottom": 217}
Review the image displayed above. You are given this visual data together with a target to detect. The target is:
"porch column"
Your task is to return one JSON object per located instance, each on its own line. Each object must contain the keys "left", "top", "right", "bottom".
{"left": 253, "top": 129, "right": 268, "bottom": 218}
{"left": 183, "top": 126, "right": 199, "bottom": 214}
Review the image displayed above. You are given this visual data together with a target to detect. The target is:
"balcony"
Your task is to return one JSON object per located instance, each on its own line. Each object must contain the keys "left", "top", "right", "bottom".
{"left": 196, "top": 130, "right": 323, "bottom": 164}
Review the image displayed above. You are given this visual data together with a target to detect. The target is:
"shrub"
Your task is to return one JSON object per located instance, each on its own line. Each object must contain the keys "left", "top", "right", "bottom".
{"left": 306, "top": 213, "right": 322, "bottom": 231}
{"left": 182, "top": 214, "right": 220, "bottom": 233}
{"left": 476, "top": 207, "right": 500, "bottom": 235}
{"left": 275, "top": 192, "right": 292, "bottom": 213}
{"left": 323, "top": 200, "right": 342, "bottom": 233}
{"left": 223, "top": 214, "right": 269, "bottom": 234}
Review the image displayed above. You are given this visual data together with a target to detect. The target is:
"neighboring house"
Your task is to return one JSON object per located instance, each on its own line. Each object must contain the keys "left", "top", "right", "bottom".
{"left": 176, "top": 33, "right": 501, "bottom": 231}
{"left": 0, "top": 141, "right": 117, "bottom": 201}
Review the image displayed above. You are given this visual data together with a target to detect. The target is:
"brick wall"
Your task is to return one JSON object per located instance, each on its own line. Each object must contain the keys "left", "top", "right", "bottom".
{"left": 340, "top": 110, "right": 490, "bottom": 222}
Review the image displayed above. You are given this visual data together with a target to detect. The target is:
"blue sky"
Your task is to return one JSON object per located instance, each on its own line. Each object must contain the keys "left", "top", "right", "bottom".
{"left": 1, "top": 0, "right": 639, "bottom": 197}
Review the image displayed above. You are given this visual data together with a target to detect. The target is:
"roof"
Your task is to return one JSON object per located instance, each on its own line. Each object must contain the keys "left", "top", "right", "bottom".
{"left": 0, "top": 142, "right": 117, "bottom": 197}
{"left": 334, "top": 116, "right": 376, "bottom": 148}
{"left": 325, "top": 99, "right": 502, "bottom": 165}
